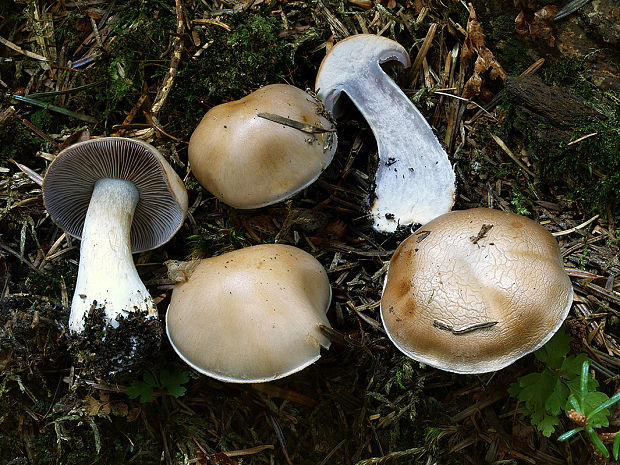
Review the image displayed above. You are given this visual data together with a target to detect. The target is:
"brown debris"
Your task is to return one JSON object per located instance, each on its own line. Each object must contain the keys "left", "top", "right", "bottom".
{"left": 461, "top": 3, "right": 507, "bottom": 100}
{"left": 1, "top": 1, "right": 618, "bottom": 464}
{"left": 515, "top": 1, "right": 558, "bottom": 46}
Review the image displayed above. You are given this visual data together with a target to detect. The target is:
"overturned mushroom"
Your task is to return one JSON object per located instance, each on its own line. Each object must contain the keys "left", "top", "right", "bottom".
{"left": 315, "top": 34, "right": 456, "bottom": 233}
{"left": 380, "top": 208, "right": 573, "bottom": 373}
{"left": 166, "top": 244, "right": 332, "bottom": 383}
{"left": 188, "top": 84, "right": 337, "bottom": 209}
{"left": 43, "top": 137, "right": 188, "bottom": 332}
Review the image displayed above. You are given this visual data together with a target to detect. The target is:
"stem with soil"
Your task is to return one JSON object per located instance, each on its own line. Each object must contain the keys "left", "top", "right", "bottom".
{"left": 69, "top": 178, "right": 156, "bottom": 332}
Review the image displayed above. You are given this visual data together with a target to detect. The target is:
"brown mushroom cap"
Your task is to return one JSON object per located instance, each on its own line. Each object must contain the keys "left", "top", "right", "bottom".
{"left": 43, "top": 137, "right": 188, "bottom": 253}
{"left": 166, "top": 244, "right": 332, "bottom": 383}
{"left": 188, "top": 84, "right": 337, "bottom": 209}
{"left": 380, "top": 208, "right": 573, "bottom": 374}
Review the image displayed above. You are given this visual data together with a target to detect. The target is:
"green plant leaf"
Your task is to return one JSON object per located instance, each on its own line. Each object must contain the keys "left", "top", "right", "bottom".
{"left": 580, "top": 360, "right": 590, "bottom": 401}
{"left": 159, "top": 369, "right": 189, "bottom": 398}
{"left": 582, "top": 391, "right": 611, "bottom": 427}
{"left": 538, "top": 414, "right": 561, "bottom": 437}
{"left": 562, "top": 353, "right": 598, "bottom": 393}
{"left": 510, "top": 369, "right": 564, "bottom": 435}
{"left": 558, "top": 427, "right": 583, "bottom": 441}
{"left": 612, "top": 431, "right": 619, "bottom": 460}
{"left": 127, "top": 380, "right": 155, "bottom": 403}
{"left": 545, "top": 380, "right": 569, "bottom": 415}
{"left": 588, "top": 391, "right": 620, "bottom": 420}
{"left": 566, "top": 394, "right": 581, "bottom": 412}
{"left": 142, "top": 372, "right": 158, "bottom": 388}
{"left": 587, "top": 427, "right": 609, "bottom": 458}
{"left": 534, "top": 329, "right": 570, "bottom": 368}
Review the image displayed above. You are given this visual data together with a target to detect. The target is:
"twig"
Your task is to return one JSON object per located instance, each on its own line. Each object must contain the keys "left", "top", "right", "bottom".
{"left": 0, "top": 241, "right": 42, "bottom": 273}
{"left": 268, "top": 413, "right": 293, "bottom": 465}
{"left": 409, "top": 23, "right": 437, "bottom": 85}
{"left": 151, "top": 0, "right": 185, "bottom": 117}
{"left": 490, "top": 134, "right": 535, "bottom": 177}
{"left": 433, "top": 91, "right": 496, "bottom": 119}
{"left": 9, "top": 159, "right": 44, "bottom": 186}
{"left": 567, "top": 132, "right": 598, "bottom": 146}
{"left": 0, "top": 35, "right": 47, "bottom": 61}
{"left": 555, "top": 0, "right": 592, "bottom": 21}
{"left": 552, "top": 215, "right": 599, "bottom": 236}
{"left": 257, "top": 112, "right": 336, "bottom": 134}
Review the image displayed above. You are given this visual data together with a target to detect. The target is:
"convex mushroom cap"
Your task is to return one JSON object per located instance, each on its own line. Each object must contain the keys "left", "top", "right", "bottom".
{"left": 380, "top": 208, "right": 573, "bottom": 374}
{"left": 166, "top": 244, "right": 332, "bottom": 383}
{"left": 43, "top": 137, "right": 188, "bottom": 332}
{"left": 188, "top": 84, "right": 337, "bottom": 209}
{"left": 315, "top": 34, "right": 456, "bottom": 233}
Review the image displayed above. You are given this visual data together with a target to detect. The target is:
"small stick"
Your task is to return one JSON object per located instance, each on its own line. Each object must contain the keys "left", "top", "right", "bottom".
{"left": 433, "top": 320, "right": 498, "bottom": 334}
{"left": 490, "top": 134, "right": 535, "bottom": 177}
{"left": 552, "top": 214, "right": 599, "bottom": 236}
{"left": 0, "top": 36, "right": 47, "bottom": 61}
{"left": 257, "top": 112, "right": 336, "bottom": 134}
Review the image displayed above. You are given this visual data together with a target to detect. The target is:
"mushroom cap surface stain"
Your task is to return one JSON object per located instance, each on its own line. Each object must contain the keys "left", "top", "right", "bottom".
{"left": 380, "top": 208, "right": 573, "bottom": 374}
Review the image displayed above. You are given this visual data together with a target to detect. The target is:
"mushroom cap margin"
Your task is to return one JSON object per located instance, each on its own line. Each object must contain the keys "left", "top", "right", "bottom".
{"left": 315, "top": 34, "right": 411, "bottom": 118}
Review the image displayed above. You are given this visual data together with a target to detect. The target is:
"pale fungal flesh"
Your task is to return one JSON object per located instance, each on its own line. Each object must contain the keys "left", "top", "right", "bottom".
{"left": 43, "top": 137, "right": 188, "bottom": 332}
{"left": 166, "top": 244, "right": 332, "bottom": 383}
{"left": 188, "top": 84, "right": 337, "bottom": 209}
{"left": 315, "top": 34, "right": 456, "bottom": 233}
{"left": 380, "top": 208, "right": 573, "bottom": 374}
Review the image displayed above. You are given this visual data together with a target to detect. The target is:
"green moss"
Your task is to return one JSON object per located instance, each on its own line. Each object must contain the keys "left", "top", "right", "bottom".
{"left": 165, "top": 11, "right": 292, "bottom": 133}
{"left": 501, "top": 58, "right": 620, "bottom": 219}
{"left": 25, "top": 264, "right": 77, "bottom": 299}
{"left": 80, "top": 0, "right": 177, "bottom": 120}
{"left": 30, "top": 109, "right": 54, "bottom": 131}
{"left": 472, "top": 0, "right": 533, "bottom": 75}
{"left": 0, "top": 118, "right": 43, "bottom": 164}
{"left": 543, "top": 59, "right": 598, "bottom": 100}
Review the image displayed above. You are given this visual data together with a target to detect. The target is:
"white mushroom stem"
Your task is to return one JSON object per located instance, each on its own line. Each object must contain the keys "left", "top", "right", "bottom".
{"left": 69, "top": 178, "right": 156, "bottom": 332}
{"left": 316, "top": 35, "right": 456, "bottom": 233}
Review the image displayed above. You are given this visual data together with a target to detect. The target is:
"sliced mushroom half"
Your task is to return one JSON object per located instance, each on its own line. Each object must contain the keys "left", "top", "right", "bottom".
{"left": 315, "top": 34, "right": 456, "bottom": 233}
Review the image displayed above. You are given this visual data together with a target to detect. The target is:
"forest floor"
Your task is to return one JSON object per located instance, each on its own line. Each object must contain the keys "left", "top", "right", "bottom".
{"left": 0, "top": 0, "right": 619, "bottom": 464}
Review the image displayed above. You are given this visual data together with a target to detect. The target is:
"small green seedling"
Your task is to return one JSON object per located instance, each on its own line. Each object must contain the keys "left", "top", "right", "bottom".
{"left": 127, "top": 368, "right": 190, "bottom": 403}
{"left": 558, "top": 360, "right": 620, "bottom": 459}
{"left": 508, "top": 329, "right": 592, "bottom": 437}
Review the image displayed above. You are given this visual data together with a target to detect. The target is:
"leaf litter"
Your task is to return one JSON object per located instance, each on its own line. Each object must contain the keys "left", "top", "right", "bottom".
{"left": 0, "top": 0, "right": 619, "bottom": 464}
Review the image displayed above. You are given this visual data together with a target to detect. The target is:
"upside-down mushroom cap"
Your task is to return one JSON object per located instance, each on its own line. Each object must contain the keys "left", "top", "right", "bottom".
{"left": 166, "top": 244, "right": 332, "bottom": 383}
{"left": 188, "top": 84, "right": 337, "bottom": 209}
{"left": 380, "top": 208, "right": 573, "bottom": 374}
{"left": 43, "top": 137, "right": 188, "bottom": 252}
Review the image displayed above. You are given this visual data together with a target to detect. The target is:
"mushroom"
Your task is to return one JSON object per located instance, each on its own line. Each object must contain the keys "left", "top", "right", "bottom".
{"left": 188, "top": 84, "right": 337, "bottom": 209}
{"left": 315, "top": 34, "right": 456, "bottom": 233}
{"left": 43, "top": 137, "right": 188, "bottom": 332}
{"left": 166, "top": 244, "right": 332, "bottom": 383}
{"left": 380, "top": 208, "right": 573, "bottom": 374}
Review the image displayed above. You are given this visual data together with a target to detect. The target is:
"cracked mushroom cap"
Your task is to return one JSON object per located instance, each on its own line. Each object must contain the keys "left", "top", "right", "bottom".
{"left": 43, "top": 137, "right": 188, "bottom": 252}
{"left": 380, "top": 208, "right": 573, "bottom": 374}
{"left": 188, "top": 84, "right": 337, "bottom": 209}
{"left": 166, "top": 244, "right": 332, "bottom": 383}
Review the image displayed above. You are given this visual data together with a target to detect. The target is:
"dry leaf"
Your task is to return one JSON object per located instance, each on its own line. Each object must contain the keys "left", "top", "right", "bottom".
{"left": 515, "top": 2, "right": 558, "bottom": 46}
{"left": 461, "top": 3, "right": 507, "bottom": 100}
{"left": 126, "top": 407, "right": 141, "bottom": 422}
